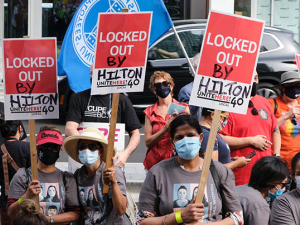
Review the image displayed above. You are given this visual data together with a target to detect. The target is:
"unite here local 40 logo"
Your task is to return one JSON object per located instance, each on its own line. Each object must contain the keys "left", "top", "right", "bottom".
{"left": 72, "top": 0, "right": 140, "bottom": 67}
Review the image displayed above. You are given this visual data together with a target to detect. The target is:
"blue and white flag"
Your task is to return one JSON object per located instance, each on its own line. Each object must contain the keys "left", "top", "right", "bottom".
{"left": 57, "top": 0, "right": 173, "bottom": 93}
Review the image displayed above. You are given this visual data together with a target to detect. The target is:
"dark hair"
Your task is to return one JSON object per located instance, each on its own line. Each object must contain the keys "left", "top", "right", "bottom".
{"left": 48, "top": 205, "right": 57, "bottom": 210}
{"left": 0, "top": 120, "right": 20, "bottom": 138}
{"left": 201, "top": 108, "right": 214, "bottom": 118}
{"left": 249, "top": 156, "right": 289, "bottom": 192}
{"left": 39, "top": 125, "right": 62, "bottom": 135}
{"left": 191, "top": 186, "right": 198, "bottom": 200}
{"left": 12, "top": 199, "right": 49, "bottom": 225}
{"left": 177, "top": 185, "right": 187, "bottom": 192}
{"left": 86, "top": 189, "right": 98, "bottom": 207}
{"left": 170, "top": 115, "right": 202, "bottom": 140}
{"left": 45, "top": 185, "right": 60, "bottom": 202}
{"left": 292, "top": 152, "right": 300, "bottom": 177}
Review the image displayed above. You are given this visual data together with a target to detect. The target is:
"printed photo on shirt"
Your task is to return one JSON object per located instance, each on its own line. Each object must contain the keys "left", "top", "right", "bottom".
{"left": 39, "top": 183, "right": 46, "bottom": 202}
{"left": 84, "top": 208, "right": 93, "bottom": 225}
{"left": 79, "top": 187, "right": 88, "bottom": 207}
{"left": 46, "top": 203, "right": 60, "bottom": 216}
{"left": 86, "top": 186, "right": 98, "bottom": 208}
{"left": 173, "top": 183, "right": 191, "bottom": 208}
{"left": 91, "top": 207, "right": 102, "bottom": 225}
{"left": 44, "top": 183, "right": 60, "bottom": 203}
{"left": 39, "top": 205, "right": 44, "bottom": 214}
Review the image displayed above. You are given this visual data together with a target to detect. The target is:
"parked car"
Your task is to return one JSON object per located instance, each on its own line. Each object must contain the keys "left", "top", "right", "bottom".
{"left": 58, "top": 19, "right": 300, "bottom": 119}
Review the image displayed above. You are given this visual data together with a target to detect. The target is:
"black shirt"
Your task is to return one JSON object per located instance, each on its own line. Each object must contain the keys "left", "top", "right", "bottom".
{"left": 0, "top": 140, "right": 31, "bottom": 209}
{"left": 66, "top": 89, "right": 141, "bottom": 132}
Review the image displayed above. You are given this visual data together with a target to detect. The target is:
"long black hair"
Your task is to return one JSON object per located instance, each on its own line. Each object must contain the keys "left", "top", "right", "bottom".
{"left": 170, "top": 115, "right": 202, "bottom": 139}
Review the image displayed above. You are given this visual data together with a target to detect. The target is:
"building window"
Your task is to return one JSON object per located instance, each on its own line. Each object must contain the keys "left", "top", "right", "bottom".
{"left": 234, "top": 0, "right": 251, "bottom": 17}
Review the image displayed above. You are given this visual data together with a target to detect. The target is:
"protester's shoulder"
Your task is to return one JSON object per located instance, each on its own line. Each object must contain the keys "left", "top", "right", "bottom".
{"left": 149, "top": 157, "right": 176, "bottom": 174}
{"left": 74, "top": 88, "right": 91, "bottom": 98}
{"left": 213, "top": 160, "right": 234, "bottom": 180}
{"left": 237, "top": 184, "right": 268, "bottom": 206}
{"left": 274, "top": 189, "right": 300, "bottom": 205}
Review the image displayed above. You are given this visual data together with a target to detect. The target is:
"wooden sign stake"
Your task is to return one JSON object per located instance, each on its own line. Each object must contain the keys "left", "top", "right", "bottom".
{"left": 103, "top": 8, "right": 128, "bottom": 193}
{"left": 195, "top": 109, "right": 221, "bottom": 203}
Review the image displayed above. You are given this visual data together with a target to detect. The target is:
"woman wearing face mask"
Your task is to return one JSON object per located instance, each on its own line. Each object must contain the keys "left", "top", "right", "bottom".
{"left": 144, "top": 71, "right": 190, "bottom": 171}
{"left": 0, "top": 120, "right": 30, "bottom": 225}
{"left": 200, "top": 107, "right": 251, "bottom": 169}
{"left": 64, "top": 127, "right": 130, "bottom": 224}
{"left": 138, "top": 115, "right": 243, "bottom": 225}
{"left": 270, "top": 152, "right": 300, "bottom": 225}
{"left": 237, "top": 156, "right": 289, "bottom": 225}
{"left": 7, "top": 125, "right": 80, "bottom": 224}
{"left": 268, "top": 71, "right": 300, "bottom": 170}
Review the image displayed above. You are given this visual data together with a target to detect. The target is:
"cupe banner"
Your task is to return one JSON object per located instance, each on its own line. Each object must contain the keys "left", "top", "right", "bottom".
{"left": 190, "top": 11, "right": 265, "bottom": 114}
{"left": 2, "top": 38, "right": 59, "bottom": 120}
{"left": 91, "top": 12, "right": 152, "bottom": 95}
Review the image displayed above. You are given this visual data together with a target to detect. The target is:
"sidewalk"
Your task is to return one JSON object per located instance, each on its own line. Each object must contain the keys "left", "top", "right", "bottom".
{"left": 56, "top": 162, "right": 146, "bottom": 203}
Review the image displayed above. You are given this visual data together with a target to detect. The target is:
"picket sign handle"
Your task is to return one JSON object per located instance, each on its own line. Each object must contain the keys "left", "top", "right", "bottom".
{"left": 195, "top": 109, "right": 221, "bottom": 203}
{"left": 103, "top": 8, "right": 128, "bottom": 194}
{"left": 23, "top": 35, "right": 39, "bottom": 205}
{"left": 29, "top": 119, "right": 39, "bottom": 205}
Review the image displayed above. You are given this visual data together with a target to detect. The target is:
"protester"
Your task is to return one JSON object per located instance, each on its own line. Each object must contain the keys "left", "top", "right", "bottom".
{"left": 64, "top": 127, "right": 130, "bottom": 224}
{"left": 65, "top": 64, "right": 141, "bottom": 168}
{"left": 178, "top": 53, "right": 202, "bottom": 121}
{"left": 138, "top": 115, "right": 243, "bottom": 224}
{"left": 237, "top": 156, "right": 289, "bottom": 225}
{"left": 7, "top": 125, "right": 80, "bottom": 224}
{"left": 12, "top": 199, "right": 49, "bottom": 225}
{"left": 144, "top": 71, "right": 190, "bottom": 171}
{"left": 200, "top": 107, "right": 251, "bottom": 169}
{"left": 219, "top": 72, "right": 281, "bottom": 186}
{"left": 270, "top": 152, "right": 300, "bottom": 225}
{"left": 0, "top": 120, "right": 30, "bottom": 225}
{"left": 268, "top": 71, "right": 300, "bottom": 169}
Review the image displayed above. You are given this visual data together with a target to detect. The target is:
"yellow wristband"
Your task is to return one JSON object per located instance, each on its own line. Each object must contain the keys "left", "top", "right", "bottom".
{"left": 175, "top": 211, "right": 183, "bottom": 224}
{"left": 18, "top": 197, "right": 22, "bottom": 205}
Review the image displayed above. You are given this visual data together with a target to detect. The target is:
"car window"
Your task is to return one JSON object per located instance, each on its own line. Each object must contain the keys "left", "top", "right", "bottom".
{"left": 260, "top": 33, "right": 281, "bottom": 52}
{"left": 151, "top": 29, "right": 204, "bottom": 59}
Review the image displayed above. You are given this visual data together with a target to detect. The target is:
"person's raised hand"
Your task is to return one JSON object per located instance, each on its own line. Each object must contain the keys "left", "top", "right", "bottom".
{"left": 114, "top": 151, "right": 129, "bottom": 168}
{"left": 286, "top": 105, "right": 300, "bottom": 119}
{"left": 103, "top": 157, "right": 117, "bottom": 185}
{"left": 234, "top": 156, "right": 251, "bottom": 168}
{"left": 23, "top": 180, "right": 41, "bottom": 199}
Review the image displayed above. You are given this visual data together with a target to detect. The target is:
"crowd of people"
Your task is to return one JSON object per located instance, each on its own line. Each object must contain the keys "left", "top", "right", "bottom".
{"left": 1, "top": 55, "right": 300, "bottom": 225}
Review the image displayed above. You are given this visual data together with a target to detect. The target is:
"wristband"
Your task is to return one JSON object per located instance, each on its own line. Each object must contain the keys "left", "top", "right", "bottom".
{"left": 175, "top": 211, "right": 183, "bottom": 224}
{"left": 18, "top": 196, "right": 22, "bottom": 204}
{"left": 162, "top": 214, "right": 168, "bottom": 225}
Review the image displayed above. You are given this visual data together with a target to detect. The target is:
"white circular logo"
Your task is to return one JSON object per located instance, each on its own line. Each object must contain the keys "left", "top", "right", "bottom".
{"left": 72, "top": 0, "right": 140, "bottom": 67}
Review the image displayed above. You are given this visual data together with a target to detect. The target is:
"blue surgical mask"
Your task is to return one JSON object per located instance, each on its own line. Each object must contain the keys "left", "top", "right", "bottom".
{"left": 175, "top": 137, "right": 200, "bottom": 160}
{"left": 269, "top": 186, "right": 285, "bottom": 199}
{"left": 78, "top": 149, "right": 99, "bottom": 167}
{"left": 296, "top": 176, "right": 300, "bottom": 190}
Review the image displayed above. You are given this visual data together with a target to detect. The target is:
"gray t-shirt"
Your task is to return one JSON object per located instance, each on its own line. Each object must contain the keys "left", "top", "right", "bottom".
{"left": 270, "top": 189, "right": 300, "bottom": 225}
{"left": 139, "top": 157, "right": 242, "bottom": 222}
{"left": 236, "top": 184, "right": 270, "bottom": 225}
{"left": 76, "top": 162, "right": 130, "bottom": 225}
{"left": 8, "top": 167, "right": 79, "bottom": 216}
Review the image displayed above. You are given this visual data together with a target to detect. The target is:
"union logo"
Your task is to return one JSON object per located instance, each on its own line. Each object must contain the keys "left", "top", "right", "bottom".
{"left": 72, "top": 0, "right": 140, "bottom": 66}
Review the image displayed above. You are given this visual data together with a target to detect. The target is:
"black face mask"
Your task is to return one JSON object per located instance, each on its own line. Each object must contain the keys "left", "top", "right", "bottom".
{"left": 155, "top": 86, "right": 171, "bottom": 98}
{"left": 284, "top": 86, "right": 300, "bottom": 99}
{"left": 38, "top": 149, "right": 59, "bottom": 165}
{"left": 251, "top": 82, "right": 258, "bottom": 97}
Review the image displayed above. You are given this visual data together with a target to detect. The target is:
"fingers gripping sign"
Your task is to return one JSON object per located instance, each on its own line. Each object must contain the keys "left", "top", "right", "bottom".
{"left": 103, "top": 157, "right": 117, "bottom": 185}
{"left": 24, "top": 180, "right": 41, "bottom": 200}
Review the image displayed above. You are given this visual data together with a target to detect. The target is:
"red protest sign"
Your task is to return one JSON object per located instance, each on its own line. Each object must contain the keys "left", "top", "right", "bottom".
{"left": 190, "top": 11, "right": 264, "bottom": 114}
{"left": 94, "top": 13, "right": 151, "bottom": 68}
{"left": 91, "top": 12, "right": 152, "bottom": 95}
{"left": 3, "top": 38, "right": 59, "bottom": 120}
{"left": 4, "top": 39, "right": 57, "bottom": 94}
{"left": 295, "top": 53, "right": 300, "bottom": 71}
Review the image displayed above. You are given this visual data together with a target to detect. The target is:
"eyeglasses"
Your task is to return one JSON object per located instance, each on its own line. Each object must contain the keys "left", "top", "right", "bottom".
{"left": 153, "top": 81, "right": 170, "bottom": 89}
{"left": 37, "top": 143, "right": 61, "bottom": 152}
{"left": 77, "top": 142, "right": 102, "bottom": 151}
{"left": 291, "top": 116, "right": 298, "bottom": 125}
{"left": 248, "top": 100, "right": 258, "bottom": 116}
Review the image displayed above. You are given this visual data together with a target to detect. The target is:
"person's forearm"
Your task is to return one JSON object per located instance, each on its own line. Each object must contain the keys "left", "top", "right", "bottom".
{"left": 47, "top": 212, "right": 80, "bottom": 224}
{"left": 123, "top": 130, "right": 140, "bottom": 156}
{"left": 141, "top": 213, "right": 177, "bottom": 225}
{"left": 224, "top": 161, "right": 237, "bottom": 170}
{"left": 48, "top": 212, "right": 79, "bottom": 224}
{"left": 277, "top": 114, "right": 290, "bottom": 127}
{"left": 111, "top": 182, "right": 127, "bottom": 215}
{"left": 220, "top": 135, "right": 253, "bottom": 150}
{"left": 272, "top": 127, "right": 281, "bottom": 154}
{"left": 7, "top": 201, "right": 21, "bottom": 219}
{"left": 65, "top": 122, "right": 80, "bottom": 137}
{"left": 210, "top": 217, "right": 235, "bottom": 225}
{"left": 145, "top": 127, "right": 168, "bottom": 149}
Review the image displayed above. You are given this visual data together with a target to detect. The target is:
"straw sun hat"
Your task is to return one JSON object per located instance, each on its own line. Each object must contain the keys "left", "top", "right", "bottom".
{"left": 64, "top": 127, "right": 117, "bottom": 164}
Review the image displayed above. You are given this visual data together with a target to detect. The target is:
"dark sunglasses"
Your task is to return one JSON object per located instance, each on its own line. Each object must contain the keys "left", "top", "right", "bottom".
{"left": 153, "top": 81, "right": 170, "bottom": 89}
{"left": 248, "top": 100, "right": 258, "bottom": 116}
{"left": 37, "top": 143, "right": 61, "bottom": 152}
{"left": 77, "top": 142, "right": 102, "bottom": 151}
